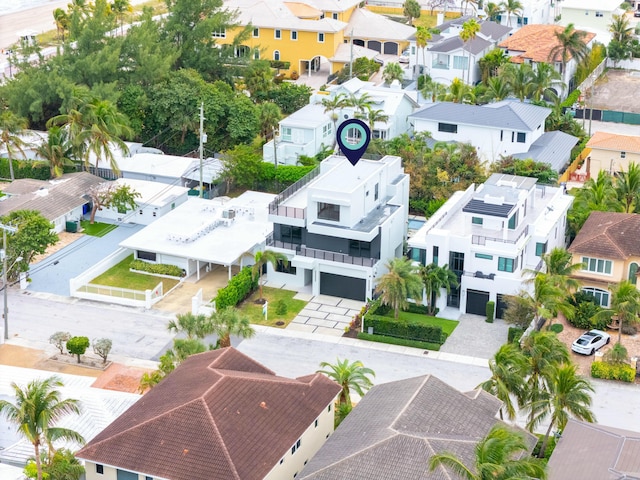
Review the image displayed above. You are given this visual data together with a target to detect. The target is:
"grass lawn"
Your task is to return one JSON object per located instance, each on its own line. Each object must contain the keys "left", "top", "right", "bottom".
{"left": 238, "top": 287, "right": 307, "bottom": 328}
{"left": 396, "top": 311, "right": 459, "bottom": 336}
{"left": 90, "top": 255, "right": 179, "bottom": 292}
{"left": 80, "top": 221, "right": 117, "bottom": 237}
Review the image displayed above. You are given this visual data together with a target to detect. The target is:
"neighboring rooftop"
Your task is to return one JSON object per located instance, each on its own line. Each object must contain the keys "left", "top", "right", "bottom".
{"left": 346, "top": 8, "right": 416, "bottom": 41}
{"left": 111, "top": 178, "right": 189, "bottom": 207}
{"left": 568, "top": 211, "right": 640, "bottom": 260}
{"left": 561, "top": 0, "right": 623, "bottom": 10}
{"left": 513, "top": 130, "right": 579, "bottom": 172}
{"left": 280, "top": 103, "right": 332, "bottom": 128}
{"left": 586, "top": 131, "right": 640, "bottom": 154}
{"left": 77, "top": 348, "right": 341, "bottom": 480}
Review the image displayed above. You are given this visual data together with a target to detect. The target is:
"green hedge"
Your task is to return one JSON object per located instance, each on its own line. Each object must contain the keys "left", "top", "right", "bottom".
{"left": 0, "top": 158, "right": 75, "bottom": 180}
{"left": 357, "top": 332, "right": 441, "bottom": 351}
{"left": 508, "top": 327, "right": 525, "bottom": 344}
{"left": 561, "top": 88, "right": 581, "bottom": 108}
{"left": 486, "top": 301, "right": 495, "bottom": 323}
{"left": 130, "top": 260, "right": 183, "bottom": 277}
{"left": 591, "top": 361, "right": 636, "bottom": 383}
{"left": 363, "top": 314, "right": 445, "bottom": 344}
{"left": 404, "top": 303, "right": 429, "bottom": 315}
{"left": 214, "top": 266, "right": 258, "bottom": 309}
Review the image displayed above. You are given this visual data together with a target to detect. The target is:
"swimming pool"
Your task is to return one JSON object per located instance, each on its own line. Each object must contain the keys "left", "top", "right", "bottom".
{"left": 408, "top": 218, "right": 426, "bottom": 230}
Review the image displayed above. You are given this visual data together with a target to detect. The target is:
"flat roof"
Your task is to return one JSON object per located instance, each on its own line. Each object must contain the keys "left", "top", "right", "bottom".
{"left": 114, "top": 178, "right": 189, "bottom": 207}
{"left": 119, "top": 191, "right": 276, "bottom": 265}
{"left": 311, "top": 156, "right": 385, "bottom": 193}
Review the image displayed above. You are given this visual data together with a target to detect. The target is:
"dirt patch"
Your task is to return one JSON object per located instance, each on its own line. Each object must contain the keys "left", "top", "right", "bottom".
{"left": 589, "top": 69, "right": 640, "bottom": 113}
{"left": 91, "top": 363, "right": 153, "bottom": 393}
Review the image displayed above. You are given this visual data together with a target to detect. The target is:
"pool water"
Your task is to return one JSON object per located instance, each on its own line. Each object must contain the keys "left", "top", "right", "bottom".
{"left": 408, "top": 218, "right": 425, "bottom": 230}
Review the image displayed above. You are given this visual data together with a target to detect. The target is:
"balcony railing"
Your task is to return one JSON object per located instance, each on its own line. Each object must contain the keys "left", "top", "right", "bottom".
{"left": 299, "top": 246, "right": 377, "bottom": 267}
{"left": 472, "top": 225, "right": 529, "bottom": 246}
{"left": 268, "top": 166, "right": 320, "bottom": 219}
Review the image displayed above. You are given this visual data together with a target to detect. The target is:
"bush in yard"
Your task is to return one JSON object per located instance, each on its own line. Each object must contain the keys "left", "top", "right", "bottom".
{"left": 66, "top": 336, "right": 90, "bottom": 363}
{"left": 214, "top": 266, "right": 257, "bottom": 309}
{"left": 591, "top": 360, "right": 635, "bottom": 382}
{"left": 508, "top": 327, "right": 524, "bottom": 344}
{"left": 275, "top": 299, "right": 287, "bottom": 316}
{"left": 362, "top": 314, "right": 445, "bottom": 344}
{"left": 621, "top": 324, "right": 638, "bottom": 335}
{"left": 604, "top": 343, "right": 628, "bottom": 365}
{"left": 485, "top": 301, "right": 495, "bottom": 323}
{"left": 93, "top": 338, "right": 113, "bottom": 364}
{"left": 549, "top": 323, "right": 564, "bottom": 334}
{"left": 130, "top": 259, "right": 183, "bottom": 277}
{"left": 566, "top": 291, "right": 606, "bottom": 330}
{"left": 357, "top": 332, "right": 441, "bottom": 351}
{"left": 49, "top": 331, "right": 71, "bottom": 354}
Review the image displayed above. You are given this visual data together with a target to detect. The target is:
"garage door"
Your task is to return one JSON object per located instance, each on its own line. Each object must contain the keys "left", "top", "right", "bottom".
{"left": 383, "top": 42, "right": 398, "bottom": 55}
{"left": 320, "top": 273, "right": 366, "bottom": 301}
{"left": 466, "top": 290, "right": 490, "bottom": 316}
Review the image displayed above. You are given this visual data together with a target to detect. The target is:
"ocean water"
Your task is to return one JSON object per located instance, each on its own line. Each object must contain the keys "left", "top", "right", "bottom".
{"left": 0, "top": 0, "right": 61, "bottom": 15}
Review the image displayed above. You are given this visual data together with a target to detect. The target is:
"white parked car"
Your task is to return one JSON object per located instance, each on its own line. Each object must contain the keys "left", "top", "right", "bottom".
{"left": 571, "top": 329, "right": 611, "bottom": 355}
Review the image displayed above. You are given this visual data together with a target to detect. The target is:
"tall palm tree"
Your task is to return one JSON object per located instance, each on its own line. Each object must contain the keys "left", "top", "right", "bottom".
{"left": 421, "top": 77, "right": 447, "bottom": 103}
{"left": 419, "top": 263, "right": 458, "bottom": 315}
{"left": 548, "top": 23, "right": 589, "bottom": 85}
{"left": 36, "top": 126, "right": 73, "bottom": 178}
{"left": 609, "top": 14, "right": 633, "bottom": 44}
{"left": 322, "top": 92, "right": 348, "bottom": 139}
{"left": 53, "top": 8, "right": 70, "bottom": 41}
{"left": 383, "top": 62, "right": 404, "bottom": 84}
{"left": 439, "top": 77, "right": 476, "bottom": 103}
{"left": 459, "top": 19, "right": 481, "bottom": 84}
{"left": 110, "top": 0, "right": 132, "bottom": 34}
{"left": 429, "top": 424, "right": 547, "bottom": 480}
{"left": 317, "top": 358, "right": 375, "bottom": 407}
{"left": 209, "top": 306, "right": 255, "bottom": 348}
{"left": 525, "top": 248, "right": 582, "bottom": 298}
{"left": 415, "top": 26, "right": 432, "bottom": 82}
{"left": 252, "top": 249, "right": 288, "bottom": 301}
{"left": 485, "top": 2, "right": 503, "bottom": 22}
{"left": 529, "top": 62, "right": 563, "bottom": 102}
{"left": 480, "top": 76, "right": 511, "bottom": 102}
{"left": 526, "top": 273, "right": 574, "bottom": 330}
{"left": 592, "top": 280, "right": 640, "bottom": 345}
{"left": 527, "top": 363, "right": 595, "bottom": 458}
{"left": 501, "top": 63, "right": 533, "bottom": 102}
{"left": 500, "top": 0, "right": 523, "bottom": 27}
{"left": 375, "top": 257, "right": 423, "bottom": 319}
{"left": 478, "top": 343, "right": 529, "bottom": 421}
{"left": 347, "top": 92, "right": 374, "bottom": 116}
{"left": 362, "top": 105, "right": 389, "bottom": 132}
{"left": 615, "top": 162, "right": 640, "bottom": 213}
{"left": 0, "top": 376, "right": 85, "bottom": 480}
{"left": 257, "top": 102, "right": 282, "bottom": 140}
{"left": 0, "top": 110, "right": 29, "bottom": 181}
{"left": 167, "top": 312, "right": 212, "bottom": 340}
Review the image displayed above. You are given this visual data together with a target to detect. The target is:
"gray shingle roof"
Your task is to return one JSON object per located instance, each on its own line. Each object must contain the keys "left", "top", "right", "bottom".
{"left": 429, "top": 35, "right": 492, "bottom": 55}
{"left": 410, "top": 100, "right": 551, "bottom": 132}
{"left": 300, "top": 375, "right": 536, "bottom": 480}
{"left": 513, "top": 130, "right": 579, "bottom": 172}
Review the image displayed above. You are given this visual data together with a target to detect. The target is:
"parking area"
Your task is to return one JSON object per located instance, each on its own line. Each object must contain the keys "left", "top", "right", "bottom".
{"left": 439, "top": 313, "right": 510, "bottom": 360}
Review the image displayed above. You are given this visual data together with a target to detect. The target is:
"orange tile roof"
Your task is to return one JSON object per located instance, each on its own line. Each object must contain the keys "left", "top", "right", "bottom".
{"left": 498, "top": 24, "right": 596, "bottom": 64}
{"left": 586, "top": 131, "right": 640, "bottom": 154}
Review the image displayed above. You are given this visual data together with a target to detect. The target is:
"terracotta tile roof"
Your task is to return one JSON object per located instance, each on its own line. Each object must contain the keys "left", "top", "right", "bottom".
{"left": 76, "top": 348, "right": 341, "bottom": 480}
{"left": 568, "top": 211, "right": 640, "bottom": 260}
{"left": 586, "top": 131, "right": 640, "bottom": 154}
{"left": 498, "top": 24, "right": 596, "bottom": 64}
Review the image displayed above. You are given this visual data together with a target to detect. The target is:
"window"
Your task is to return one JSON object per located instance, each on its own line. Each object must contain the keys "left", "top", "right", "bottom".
{"left": 276, "top": 259, "right": 296, "bottom": 275}
{"left": 332, "top": 12, "right": 338, "bottom": 19}
{"left": 472, "top": 216, "right": 483, "bottom": 225}
{"left": 137, "top": 250, "right": 156, "bottom": 262}
{"left": 438, "top": 122, "right": 457, "bottom": 133}
{"left": 281, "top": 126, "right": 292, "bottom": 141}
{"left": 274, "top": 50, "right": 280, "bottom": 61}
{"left": 535, "top": 242, "right": 547, "bottom": 257}
{"left": 253, "top": 48, "right": 260, "bottom": 60}
{"left": 595, "top": 11, "right": 603, "bottom": 17}
{"left": 453, "top": 55, "right": 468, "bottom": 70}
{"left": 280, "top": 225, "right": 302, "bottom": 244}
{"left": 212, "top": 28, "right": 226, "bottom": 38}
{"left": 171, "top": 202, "right": 175, "bottom": 209}
{"left": 349, "top": 239, "right": 371, "bottom": 258}
{"left": 410, "top": 248, "right": 426, "bottom": 265}
{"left": 315, "top": 419, "right": 319, "bottom": 427}
{"left": 582, "top": 256, "right": 612, "bottom": 275}
{"left": 275, "top": 29, "right": 281, "bottom": 39}
{"left": 374, "top": 183, "right": 379, "bottom": 200}
{"left": 152, "top": 211, "right": 156, "bottom": 217}
{"left": 582, "top": 287, "right": 610, "bottom": 307}
{"left": 475, "top": 253, "right": 493, "bottom": 260}
{"left": 630, "top": 263, "right": 639, "bottom": 285}
{"left": 146, "top": 477, "right": 153, "bottom": 480}
{"left": 318, "top": 32, "right": 325, "bottom": 42}
{"left": 322, "top": 123, "right": 332, "bottom": 136}
{"left": 253, "top": 27, "right": 259, "bottom": 37}
{"left": 291, "top": 30, "right": 298, "bottom": 40}
{"left": 280, "top": 458, "right": 285, "bottom": 465}
{"left": 500, "top": 130, "right": 504, "bottom": 141}
{"left": 372, "top": 130, "right": 387, "bottom": 140}
{"left": 516, "top": 132, "right": 526, "bottom": 143}
{"left": 139, "top": 210, "right": 143, "bottom": 215}
{"left": 291, "top": 438, "right": 302, "bottom": 454}
{"left": 523, "top": 17, "right": 528, "bottom": 25}
{"left": 508, "top": 212, "right": 517, "bottom": 230}
{"left": 411, "top": 46, "right": 416, "bottom": 54}
{"left": 328, "top": 404, "right": 331, "bottom": 412}
{"left": 96, "top": 464, "right": 104, "bottom": 475}
{"left": 433, "top": 246, "right": 439, "bottom": 265}
{"left": 621, "top": 151, "right": 626, "bottom": 158}
{"left": 498, "top": 257, "right": 516, "bottom": 272}
{"left": 318, "top": 202, "right": 340, "bottom": 221}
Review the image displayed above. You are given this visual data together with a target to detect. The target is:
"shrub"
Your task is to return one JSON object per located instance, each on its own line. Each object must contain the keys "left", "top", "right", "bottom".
{"left": 214, "top": 266, "right": 257, "bottom": 309}
{"left": 357, "top": 332, "right": 441, "bottom": 351}
{"left": 93, "top": 338, "right": 113, "bottom": 364}
{"left": 362, "top": 314, "right": 445, "bottom": 344}
{"left": 66, "top": 336, "right": 90, "bottom": 363}
{"left": 621, "top": 324, "right": 638, "bottom": 335}
{"left": 486, "top": 301, "right": 495, "bottom": 323}
{"left": 604, "top": 343, "right": 628, "bottom": 365}
{"left": 49, "top": 331, "right": 71, "bottom": 354}
{"left": 404, "top": 303, "right": 429, "bottom": 315}
{"left": 549, "top": 323, "right": 564, "bottom": 334}
{"left": 567, "top": 291, "right": 606, "bottom": 330}
{"left": 275, "top": 299, "right": 287, "bottom": 316}
{"left": 130, "top": 259, "right": 183, "bottom": 277}
{"left": 591, "top": 360, "right": 635, "bottom": 382}
{"left": 508, "top": 327, "right": 524, "bottom": 344}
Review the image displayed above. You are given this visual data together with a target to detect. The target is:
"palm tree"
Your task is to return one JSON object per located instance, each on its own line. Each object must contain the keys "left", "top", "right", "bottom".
{"left": 592, "top": 280, "right": 640, "bottom": 345}
{"left": 429, "top": 424, "right": 547, "bottom": 480}
{"left": 609, "top": 14, "right": 633, "bottom": 44}
{"left": 528, "top": 273, "right": 574, "bottom": 330}
{"left": 252, "top": 249, "right": 288, "bottom": 301}
{"left": 525, "top": 248, "right": 582, "bottom": 299}
{"left": 0, "top": 376, "right": 85, "bottom": 480}
{"left": 615, "top": 162, "right": 640, "bottom": 213}
{"left": 421, "top": 77, "right": 447, "bottom": 103}
{"left": 529, "top": 62, "right": 563, "bottom": 102}
{"left": 573, "top": 170, "right": 621, "bottom": 213}
{"left": 480, "top": 76, "right": 511, "bottom": 102}
{"left": 478, "top": 343, "right": 528, "bottom": 421}
{"left": 167, "top": 312, "right": 212, "bottom": 340}
{"left": 527, "top": 363, "right": 595, "bottom": 458}
{"left": 415, "top": 26, "right": 432, "bottom": 82}
{"left": 322, "top": 93, "right": 348, "bottom": 145}
{"left": 36, "top": 126, "right": 73, "bottom": 178}
{"left": 548, "top": 23, "right": 589, "bottom": 85}
{"left": 375, "top": 257, "right": 423, "bottom": 319}
{"left": 501, "top": 63, "right": 533, "bottom": 102}
{"left": 317, "top": 358, "right": 375, "bottom": 407}
{"left": 459, "top": 19, "right": 481, "bottom": 84}
{"left": 53, "top": 8, "right": 70, "bottom": 41}
{"left": 362, "top": 105, "right": 389, "bottom": 132}
{"left": 382, "top": 62, "right": 404, "bottom": 84}
{"left": 346, "top": 92, "right": 374, "bottom": 116}
{"left": 209, "top": 306, "right": 255, "bottom": 348}
{"left": 110, "top": 0, "right": 132, "bottom": 34}
{"left": 419, "top": 263, "right": 458, "bottom": 315}
{"left": 439, "top": 77, "right": 476, "bottom": 103}
{"left": 257, "top": 102, "right": 282, "bottom": 140}
{"left": 0, "top": 110, "right": 29, "bottom": 181}
{"left": 485, "top": 2, "right": 503, "bottom": 22}
{"left": 500, "top": 0, "right": 523, "bottom": 27}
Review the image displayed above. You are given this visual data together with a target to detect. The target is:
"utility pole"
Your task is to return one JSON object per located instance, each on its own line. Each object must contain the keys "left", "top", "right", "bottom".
{"left": 1, "top": 223, "right": 18, "bottom": 342}
{"left": 199, "top": 102, "right": 205, "bottom": 198}
{"left": 349, "top": 29, "right": 354, "bottom": 79}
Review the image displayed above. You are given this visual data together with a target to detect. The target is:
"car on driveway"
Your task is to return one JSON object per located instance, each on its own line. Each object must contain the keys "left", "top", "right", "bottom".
{"left": 635, "top": 10, "right": 640, "bottom": 17}
{"left": 571, "top": 329, "right": 610, "bottom": 355}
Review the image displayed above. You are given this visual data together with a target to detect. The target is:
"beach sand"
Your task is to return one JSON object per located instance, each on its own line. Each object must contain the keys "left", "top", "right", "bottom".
{"left": 0, "top": 0, "right": 68, "bottom": 50}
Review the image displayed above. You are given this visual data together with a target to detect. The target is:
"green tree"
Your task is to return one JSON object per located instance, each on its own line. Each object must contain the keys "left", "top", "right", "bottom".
{"left": 415, "top": 26, "right": 432, "bottom": 83}
{"left": 0, "top": 376, "right": 85, "bottom": 480}
{"left": 257, "top": 102, "right": 282, "bottom": 140}
{"left": 459, "top": 19, "right": 481, "bottom": 84}
{"left": 209, "top": 306, "right": 255, "bottom": 348}
{"left": 484, "top": 2, "right": 503, "bottom": 22}
{"left": 92, "top": 338, "right": 112, "bottom": 364}
{"left": 429, "top": 424, "right": 547, "bottom": 480}
{"left": 524, "top": 274, "right": 574, "bottom": 330}
{"left": 66, "top": 336, "right": 90, "bottom": 363}
{"left": 403, "top": 0, "right": 421, "bottom": 25}
{"left": 139, "top": 338, "right": 208, "bottom": 391}
{"left": 568, "top": 170, "right": 621, "bottom": 236}
{"left": 531, "top": 247, "right": 582, "bottom": 297}
{"left": 346, "top": 92, "right": 374, "bottom": 116}
{"left": 0, "top": 110, "right": 29, "bottom": 181}
{"left": 322, "top": 93, "right": 348, "bottom": 141}
{"left": 375, "top": 257, "right": 423, "bottom": 319}
{"left": 615, "top": 162, "right": 640, "bottom": 213}
{"left": 609, "top": 14, "right": 633, "bottom": 44}
{"left": 500, "top": 63, "right": 533, "bottom": 101}
{"left": 502, "top": 292, "right": 535, "bottom": 329}
{"left": 478, "top": 343, "right": 528, "bottom": 420}
{"left": 110, "top": 0, "right": 132, "bottom": 34}
{"left": 252, "top": 249, "right": 288, "bottom": 301}
{"left": 478, "top": 49, "right": 509, "bottom": 84}
{"left": 36, "top": 126, "right": 73, "bottom": 179}
{"left": 529, "top": 364, "right": 595, "bottom": 458}
{"left": 220, "top": 143, "right": 263, "bottom": 191}
{"left": 267, "top": 82, "right": 312, "bottom": 114}
{"left": 419, "top": 263, "right": 458, "bottom": 315}
{"left": 317, "top": 358, "right": 375, "bottom": 407}
{"left": 479, "top": 76, "right": 511, "bottom": 102}
{"left": 362, "top": 105, "right": 389, "bottom": 131}
{"left": 438, "top": 77, "right": 475, "bottom": 103}
{"left": 548, "top": 23, "right": 589, "bottom": 86}
{"left": 25, "top": 448, "right": 85, "bottom": 480}
{"left": 53, "top": 8, "right": 70, "bottom": 41}
{"left": 529, "top": 62, "right": 563, "bottom": 102}
{"left": 500, "top": 0, "right": 523, "bottom": 27}
{"left": 382, "top": 62, "right": 404, "bottom": 84}
{"left": 592, "top": 280, "right": 640, "bottom": 345}
{"left": 109, "top": 184, "right": 141, "bottom": 215}
{"left": 490, "top": 156, "right": 558, "bottom": 183}
{"left": 244, "top": 60, "right": 275, "bottom": 101}
{"left": 167, "top": 312, "right": 212, "bottom": 340}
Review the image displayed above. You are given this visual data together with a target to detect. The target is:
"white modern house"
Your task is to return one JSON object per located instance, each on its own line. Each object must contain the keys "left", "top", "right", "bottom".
{"left": 409, "top": 100, "right": 551, "bottom": 164}
{"left": 98, "top": 178, "right": 190, "bottom": 225}
{"left": 407, "top": 174, "right": 573, "bottom": 318}
{"left": 560, "top": 0, "right": 623, "bottom": 43}
{"left": 267, "top": 154, "right": 409, "bottom": 301}
{"left": 491, "top": 0, "right": 554, "bottom": 28}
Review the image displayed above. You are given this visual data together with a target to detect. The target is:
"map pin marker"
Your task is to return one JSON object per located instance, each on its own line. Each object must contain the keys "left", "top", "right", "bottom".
{"left": 336, "top": 118, "right": 371, "bottom": 166}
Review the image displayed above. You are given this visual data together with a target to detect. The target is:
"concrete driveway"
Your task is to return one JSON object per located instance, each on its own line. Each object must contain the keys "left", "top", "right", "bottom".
{"left": 439, "top": 313, "right": 510, "bottom": 360}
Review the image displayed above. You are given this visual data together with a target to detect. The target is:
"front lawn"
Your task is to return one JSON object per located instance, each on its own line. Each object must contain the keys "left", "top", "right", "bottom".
{"left": 397, "top": 311, "right": 459, "bottom": 336}
{"left": 81, "top": 220, "right": 117, "bottom": 237}
{"left": 238, "top": 287, "right": 306, "bottom": 328}
{"left": 90, "top": 255, "right": 179, "bottom": 291}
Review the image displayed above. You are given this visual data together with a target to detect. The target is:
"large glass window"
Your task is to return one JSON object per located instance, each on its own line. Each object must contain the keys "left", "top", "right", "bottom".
{"left": 433, "top": 246, "right": 439, "bottom": 265}
{"left": 629, "top": 262, "right": 639, "bottom": 285}
{"left": 137, "top": 250, "right": 156, "bottom": 262}
{"left": 582, "top": 287, "right": 610, "bottom": 307}
{"left": 508, "top": 212, "right": 518, "bottom": 230}
{"left": 276, "top": 259, "right": 296, "bottom": 275}
{"left": 582, "top": 256, "right": 612, "bottom": 275}
{"left": 453, "top": 55, "right": 468, "bottom": 70}
{"left": 472, "top": 216, "right": 483, "bottom": 225}
{"left": 438, "top": 122, "right": 458, "bottom": 133}
{"left": 535, "top": 242, "right": 547, "bottom": 257}
{"left": 317, "top": 202, "right": 340, "bottom": 221}
{"left": 498, "top": 257, "right": 516, "bottom": 272}
{"left": 517, "top": 132, "right": 526, "bottom": 143}
{"left": 280, "top": 225, "right": 302, "bottom": 244}
{"left": 349, "top": 239, "right": 371, "bottom": 258}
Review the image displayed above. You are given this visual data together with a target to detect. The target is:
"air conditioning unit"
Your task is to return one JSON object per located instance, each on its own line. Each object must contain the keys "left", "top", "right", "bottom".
{"left": 222, "top": 209, "right": 236, "bottom": 219}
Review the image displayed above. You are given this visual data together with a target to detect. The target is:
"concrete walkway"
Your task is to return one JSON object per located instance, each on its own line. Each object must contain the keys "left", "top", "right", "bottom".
{"left": 439, "top": 313, "right": 510, "bottom": 360}
{"left": 287, "top": 294, "right": 363, "bottom": 337}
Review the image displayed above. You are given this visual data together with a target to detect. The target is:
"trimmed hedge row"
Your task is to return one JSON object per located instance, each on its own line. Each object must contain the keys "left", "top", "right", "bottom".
{"left": 363, "top": 314, "right": 446, "bottom": 344}
{"left": 357, "top": 332, "right": 441, "bottom": 351}
{"left": 130, "top": 260, "right": 183, "bottom": 277}
{"left": 0, "top": 157, "right": 75, "bottom": 180}
{"left": 591, "top": 361, "right": 636, "bottom": 383}
{"left": 214, "top": 266, "right": 258, "bottom": 309}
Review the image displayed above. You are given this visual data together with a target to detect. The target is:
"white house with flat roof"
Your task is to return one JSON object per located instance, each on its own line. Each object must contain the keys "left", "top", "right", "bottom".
{"left": 266, "top": 154, "right": 409, "bottom": 301}
{"left": 407, "top": 174, "right": 573, "bottom": 319}
{"left": 560, "top": 0, "right": 623, "bottom": 43}
{"left": 98, "top": 178, "right": 190, "bottom": 225}
{"left": 119, "top": 191, "right": 276, "bottom": 280}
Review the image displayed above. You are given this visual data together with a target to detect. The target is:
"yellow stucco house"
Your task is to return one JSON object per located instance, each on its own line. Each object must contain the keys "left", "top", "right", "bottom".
{"left": 585, "top": 131, "right": 640, "bottom": 178}
{"left": 568, "top": 211, "right": 640, "bottom": 307}
{"left": 221, "top": 0, "right": 415, "bottom": 75}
